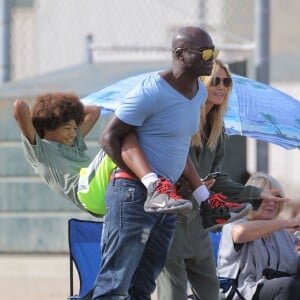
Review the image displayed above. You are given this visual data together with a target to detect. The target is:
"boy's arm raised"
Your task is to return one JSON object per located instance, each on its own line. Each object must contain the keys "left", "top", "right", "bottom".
{"left": 79, "top": 105, "right": 101, "bottom": 138}
{"left": 13, "top": 99, "right": 36, "bottom": 145}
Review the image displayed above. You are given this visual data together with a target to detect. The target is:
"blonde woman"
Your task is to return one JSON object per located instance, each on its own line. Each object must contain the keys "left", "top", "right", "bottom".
{"left": 218, "top": 172, "right": 300, "bottom": 300}
{"left": 157, "top": 60, "right": 286, "bottom": 300}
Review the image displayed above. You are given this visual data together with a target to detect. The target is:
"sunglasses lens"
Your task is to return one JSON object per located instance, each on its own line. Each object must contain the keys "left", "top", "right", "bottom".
{"left": 223, "top": 78, "right": 232, "bottom": 87}
{"left": 211, "top": 77, "right": 220, "bottom": 86}
{"left": 201, "top": 49, "right": 219, "bottom": 60}
{"left": 202, "top": 49, "right": 213, "bottom": 60}
{"left": 213, "top": 49, "right": 219, "bottom": 59}
{"left": 211, "top": 77, "right": 232, "bottom": 87}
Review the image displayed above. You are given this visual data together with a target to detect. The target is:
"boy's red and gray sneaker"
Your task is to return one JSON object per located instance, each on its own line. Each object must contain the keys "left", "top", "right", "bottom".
{"left": 144, "top": 178, "right": 192, "bottom": 213}
{"left": 200, "top": 193, "right": 252, "bottom": 232}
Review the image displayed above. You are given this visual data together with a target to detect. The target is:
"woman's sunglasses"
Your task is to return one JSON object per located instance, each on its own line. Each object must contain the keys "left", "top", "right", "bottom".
{"left": 210, "top": 77, "right": 232, "bottom": 87}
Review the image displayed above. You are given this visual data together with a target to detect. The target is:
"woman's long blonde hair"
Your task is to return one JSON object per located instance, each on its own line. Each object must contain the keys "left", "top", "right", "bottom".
{"left": 191, "top": 59, "right": 232, "bottom": 150}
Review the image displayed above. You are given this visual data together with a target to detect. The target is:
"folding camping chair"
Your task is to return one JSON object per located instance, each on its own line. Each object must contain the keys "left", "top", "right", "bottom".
{"left": 188, "top": 231, "right": 245, "bottom": 300}
{"left": 209, "top": 231, "right": 245, "bottom": 300}
{"left": 68, "top": 218, "right": 103, "bottom": 300}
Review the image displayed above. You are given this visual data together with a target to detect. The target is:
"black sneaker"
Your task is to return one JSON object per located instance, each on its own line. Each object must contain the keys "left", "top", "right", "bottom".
{"left": 144, "top": 178, "right": 192, "bottom": 213}
{"left": 200, "top": 193, "right": 252, "bottom": 231}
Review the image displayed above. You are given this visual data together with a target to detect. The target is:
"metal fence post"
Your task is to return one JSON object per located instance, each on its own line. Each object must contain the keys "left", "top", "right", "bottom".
{"left": 85, "top": 33, "right": 94, "bottom": 64}
{"left": 255, "top": 0, "right": 270, "bottom": 173}
{"left": 0, "top": 0, "right": 10, "bottom": 82}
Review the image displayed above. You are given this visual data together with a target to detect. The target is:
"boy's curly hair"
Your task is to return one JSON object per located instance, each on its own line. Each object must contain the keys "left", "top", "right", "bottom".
{"left": 31, "top": 92, "right": 84, "bottom": 138}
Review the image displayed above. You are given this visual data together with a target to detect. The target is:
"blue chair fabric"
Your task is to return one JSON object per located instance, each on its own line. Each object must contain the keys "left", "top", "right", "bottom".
{"left": 209, "top": 231, "right": 245, "bottom": 300}
{"left": 68, "top": 219, "right": 103, "bottom": 300}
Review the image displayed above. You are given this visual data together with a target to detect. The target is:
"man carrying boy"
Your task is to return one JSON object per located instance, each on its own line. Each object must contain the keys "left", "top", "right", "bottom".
{"left": 92, "top": 26, "right": 223, "bottom": 300}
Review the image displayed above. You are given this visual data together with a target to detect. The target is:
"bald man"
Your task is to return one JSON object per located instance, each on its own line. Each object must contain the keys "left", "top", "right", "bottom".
{"left": 92, "top": 26, "right": 216, "bottom": 300}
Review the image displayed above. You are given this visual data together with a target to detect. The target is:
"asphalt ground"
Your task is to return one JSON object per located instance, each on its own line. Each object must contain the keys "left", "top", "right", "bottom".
{"left": 0, "top": 254, "right": 158, "bottom": 300}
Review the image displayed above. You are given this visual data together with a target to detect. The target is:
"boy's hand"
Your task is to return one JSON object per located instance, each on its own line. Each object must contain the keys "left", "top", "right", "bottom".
{"left": 13, "top": 99, "right": 36, "bottom": 144}
{"left": 175, "top": 176, "right": 191, "bottom": 198}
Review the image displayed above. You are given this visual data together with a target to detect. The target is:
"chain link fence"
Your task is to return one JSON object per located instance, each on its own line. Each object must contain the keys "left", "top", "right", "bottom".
{"left": 10, "top": 0, "right": 254, "bottom": 80}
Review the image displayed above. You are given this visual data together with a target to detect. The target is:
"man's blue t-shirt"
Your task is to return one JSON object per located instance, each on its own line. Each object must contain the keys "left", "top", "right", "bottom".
{"left": 115, "top": 72, "right": 207, "bottom": 183}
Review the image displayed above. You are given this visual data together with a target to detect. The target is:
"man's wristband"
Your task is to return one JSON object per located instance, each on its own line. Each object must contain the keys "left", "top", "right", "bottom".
{"left": 192, "top": 185, "right": 210, "bottom": 205}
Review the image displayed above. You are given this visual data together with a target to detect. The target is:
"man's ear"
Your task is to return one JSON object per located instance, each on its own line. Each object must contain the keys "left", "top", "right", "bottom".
{"left": 175, "top": 48, "right": 183, "bottom": 59}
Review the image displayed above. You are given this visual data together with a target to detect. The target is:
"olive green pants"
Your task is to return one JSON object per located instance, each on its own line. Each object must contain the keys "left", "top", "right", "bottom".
{"left": 157, "top": 212, "right": 219, "bottom": 300}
